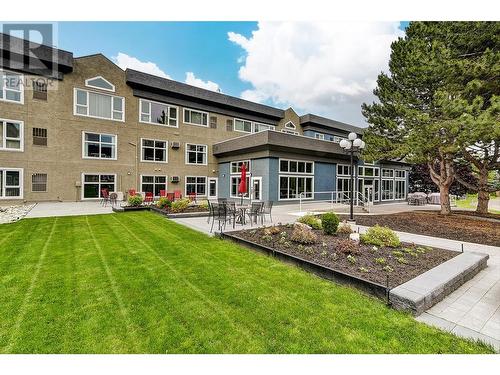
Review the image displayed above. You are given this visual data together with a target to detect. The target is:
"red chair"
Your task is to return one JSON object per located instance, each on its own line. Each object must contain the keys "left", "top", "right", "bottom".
{"left": 159, "top": 190, "right": 166, "bottom": 198}
{"left": 144, "top": 192, "right": 154, "bottom": 205}
{"left": 101, "top": 189, "right": 110, "bottom": 206}
{"left": 174, "top": 190, "right": 182, "bottom": 201}
{"left": 166, "top": 192, "right": 174, "bottom": 202}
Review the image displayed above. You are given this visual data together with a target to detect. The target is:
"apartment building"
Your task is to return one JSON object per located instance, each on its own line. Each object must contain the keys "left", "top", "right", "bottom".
{"left": 0, "top": 34, "right": 409, "bottom": 205}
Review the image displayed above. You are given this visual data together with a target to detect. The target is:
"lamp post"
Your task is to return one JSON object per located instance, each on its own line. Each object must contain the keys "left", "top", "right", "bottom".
{"left": 339, "top": 132, "right": 366, "bottom": 222}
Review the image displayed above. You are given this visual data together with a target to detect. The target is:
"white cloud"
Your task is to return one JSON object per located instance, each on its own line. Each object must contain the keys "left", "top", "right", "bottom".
{"left": 185, "top": 72, "right": 221, "bottom": 92}
{"left": 114, "top": 52, "right": 170, "bottom": 79}
{"left": 228, "top": 22, "right": 404, "bottom": 126}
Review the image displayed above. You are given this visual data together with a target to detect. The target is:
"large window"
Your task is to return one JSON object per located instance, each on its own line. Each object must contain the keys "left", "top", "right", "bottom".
{"left": 82, "top": 132, "right": 117, "bottom": 160}
{"left": 358, "top": 166, "right": 379, "bottom": 177}
{"left": 382, "top": 179, "right": 394, "bottom": 201}
{"left": 382, "top": 168, "right": 394, "bottom": 178}
{"left": 74, "top": 88, "right": 124, "bottom": 121}
{"left": 141, "top": 175, "right": 167, "bottom": 197}
{"left": 140, "top": 99, "right": 178, "bottom": 127}
{"left": 185, "top": 143, "right": 207, "bottom": 165}
{"left": 395, "top": 180, "right": 406, "bottom": 200}
{"left": 82, "top": 174, "right": 115, "bottom": 199}
{"left": 0, "top": 119, "right": 23, "bottom": 151}
{"left": 230, "top": 160, "right": 251, "bottom": 198}
{"left": 279, "top": 159, "right": 313, "bottom": 174}
{"left": 141, "top": 139, "right": 167, "bottom": 163}
{"left": 183, "top": 108, "right": 208, "bottom": 127}
{"left": 185, "top": 176, "right": 207, "bottom": 196}
{"left": 230, "top": 160, "right": 250, "bottom": 174}
{"left": 337, "top": 164, "right": 352, "bottom": 176}
{"left": 234, "top": 118, "right": 275, "bottom": 133}
{"left": 0, "top": 70, "right": 23, "bottom": 104}
{"left": 279, "top": 158, "right": 314, "bottom": 200}
{"left": 0, "top": 168, "right": 23, "bottom": 199}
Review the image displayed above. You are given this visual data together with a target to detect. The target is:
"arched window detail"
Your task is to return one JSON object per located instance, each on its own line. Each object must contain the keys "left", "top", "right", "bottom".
{"left": 85, "top": 76, "right": 115, "bottom": 92}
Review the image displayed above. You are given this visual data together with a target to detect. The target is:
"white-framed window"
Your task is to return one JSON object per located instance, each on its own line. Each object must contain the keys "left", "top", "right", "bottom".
{"left": 185, "top": 143, "right": 207, "bottom": 165}
{"left": 381, "top": 179, "right": 394, "bottom": 201}
{"left": 0, "top": 69, "right": 24, "bottom": 104}
{"left": 141, "top": 175, "right": 167, "bottom": 197}
{"left": 279, "top": 159, "right": 314, "bottom": 174}
{"left": 82, "top": 173, "right": 116, "bottom": 199}
{"left": 0, "top": 168, "right": 23, "bottom": 199}
{"left": 358, "top": 166, "right": 379, "bottom": 177}
{"left": 82, "top": 132, "right": 117, "bottom": 160}
{"left": 74, "top": 88, "right": 125, "bottom": 122}
{"left": 185, "top": 176, "right": 207, "bottom": 196}
{"left": 281, "top": 129, "right": 299, "bottom": 135}
{"left": 234, "top": 118, "right": 275, "bottom": 133}
{"left": 395, "top": 179, "right": 406, "bottom": 200}
{"left": 31, "top": 173, "right": 47, "bottom": 192}
{"left": 230, "top": 176, "right": 251, "bottom": 198}
{"left": 314, "top": 133, "right": 325, "bottom": 140}
{"left": 279, "top": 176, "right": 314, "bottom": 200}
{"left": 382, "top": 168, "right": 394, "bottom": 178}
{"left": 230, "top": 160, "right": 250, "bottom": 174}
{"left": 85, "top": 76, "right": 115, "bottom": 92}
{"left": 337, "top": 164, "right": 353, "bottom": 176}
{"left": 139, "top": 99, "right": 178, "bottom": 127}
{"left": 396, "top": 170, "right": 406, "bottom": 179}
{"left": 183, "top": 108, "right": 208, "bottom": 127}
{"left": 284, "top": 121, "right": 296, "bottom": 129}
{"left": 0, "top": 119, "right": 23, "bottom": 151}
{"left": 141, "top": 138, "right": 168, "bottom": 163}
{"left": 332, "top": 136, "right": 343, "bottom": 143}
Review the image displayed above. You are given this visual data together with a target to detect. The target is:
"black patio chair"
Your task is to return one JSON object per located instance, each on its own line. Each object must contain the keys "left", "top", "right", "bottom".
{"left": 247, "top": 202, "right": 264, "bottom": 226}
{"left": 224, "top": 201, "right": 237, "bottom": 229}
{"left": 210, "top": 203, "right": 232, "bottom": 233}
{"left": 207, "top": 200, "right": 215, "bottom": 223}
{"left": 262, "top": 201, "right": 273, "bottom": 222}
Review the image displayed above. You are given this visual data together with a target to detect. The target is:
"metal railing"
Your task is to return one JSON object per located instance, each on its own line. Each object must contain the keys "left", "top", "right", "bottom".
{"left": 298, "top": 190, "right": 372, "bottom": 213}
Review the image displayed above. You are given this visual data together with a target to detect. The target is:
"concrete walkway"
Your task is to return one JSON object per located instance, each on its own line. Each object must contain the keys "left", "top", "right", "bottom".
{"left": 25, "top": 201, "right": 113, "bottom": 218}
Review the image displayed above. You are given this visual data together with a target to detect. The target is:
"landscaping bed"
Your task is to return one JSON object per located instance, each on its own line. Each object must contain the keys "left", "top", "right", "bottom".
{"left": 341, "top": 211, "right": 500, "bottom": 246}
{"left": 151, "top": 205, "right": 209, "bottom": 218}
{"left": 230, "top": 224, "right": 458, "bottom": 289}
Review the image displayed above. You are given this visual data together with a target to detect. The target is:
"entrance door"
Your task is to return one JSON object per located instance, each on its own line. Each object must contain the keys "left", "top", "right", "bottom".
{"left": 208, "top": 177, "right": 218, "bottom": 199}
{"left": 362, "top": 179, "right": 375, "bottom": 204}
{"left": 251, "top": 177, "right": 262, "bottom": 201}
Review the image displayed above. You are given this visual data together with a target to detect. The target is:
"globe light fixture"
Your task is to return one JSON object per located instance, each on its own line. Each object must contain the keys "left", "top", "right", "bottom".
{"left": 339, "top": 132, "right": 367, "bottom": 222}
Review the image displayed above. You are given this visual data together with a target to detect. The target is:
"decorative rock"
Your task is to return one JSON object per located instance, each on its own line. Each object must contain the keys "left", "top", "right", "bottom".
{"left": 293, "top": 222, "right": 312, "bottom": 231}
{"left": 0, "top": 204, "right": 36, "bottom": 224}
{"left": 349, "top": 233, "right": 360, "bottom": 242}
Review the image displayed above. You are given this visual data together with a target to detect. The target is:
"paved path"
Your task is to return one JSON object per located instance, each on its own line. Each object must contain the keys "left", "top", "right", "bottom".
{"left": 25, "top": 201, "right": 113, "bottom": 218}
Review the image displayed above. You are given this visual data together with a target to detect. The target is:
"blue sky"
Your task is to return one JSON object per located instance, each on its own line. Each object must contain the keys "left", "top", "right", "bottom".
{"left": 54, "top": 21, "right": 408, "bottom": 125}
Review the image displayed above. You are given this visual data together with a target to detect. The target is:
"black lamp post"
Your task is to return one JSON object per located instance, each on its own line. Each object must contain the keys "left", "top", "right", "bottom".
{"left": 339, "top": 132, "right": 365, "bottom": 222}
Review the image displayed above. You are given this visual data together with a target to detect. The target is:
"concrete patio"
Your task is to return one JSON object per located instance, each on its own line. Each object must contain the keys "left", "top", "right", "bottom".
{"left": 25, "top": 201, "right": 113, "bottom": 218}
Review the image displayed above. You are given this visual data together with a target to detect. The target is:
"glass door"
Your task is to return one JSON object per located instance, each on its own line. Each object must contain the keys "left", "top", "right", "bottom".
{"left": 251, "top": 177, "right": 262, "bottom": 201}
{"left": 208, "top": 177, "right": 217, "bottom": 199}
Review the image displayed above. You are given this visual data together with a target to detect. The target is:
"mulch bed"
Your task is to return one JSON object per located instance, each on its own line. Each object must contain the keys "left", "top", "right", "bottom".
{"left": 158, "top": 206, "right": 208, "bottom": 214}
{"left": 341, "top": 211, "right": 500, "bottom": 247}
{"left": 232, "top": 225, "right": 457, "bottom": 288}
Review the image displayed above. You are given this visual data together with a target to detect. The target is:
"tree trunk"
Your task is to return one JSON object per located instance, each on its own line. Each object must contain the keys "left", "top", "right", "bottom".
{"left": 476, "top": 169, "right": 490, "bottom": 215}
{"left": 439, "top": 184, "right": 452, "bottom": 215}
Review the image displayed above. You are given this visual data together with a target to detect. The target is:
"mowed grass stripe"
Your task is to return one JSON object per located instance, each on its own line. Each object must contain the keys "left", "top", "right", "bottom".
{"left": 94, "top": 214, "right": 256, "bottom": 352}
{"left": 2, "top": 218, "right": 58, "bottom": 353}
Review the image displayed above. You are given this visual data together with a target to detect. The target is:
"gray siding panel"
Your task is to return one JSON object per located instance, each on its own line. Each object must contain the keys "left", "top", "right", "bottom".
{"left": 314, "top": 162, "right": 336, "bottom": 200}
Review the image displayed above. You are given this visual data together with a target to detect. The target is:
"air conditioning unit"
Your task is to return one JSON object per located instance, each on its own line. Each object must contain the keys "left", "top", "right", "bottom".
{"left": 171, "top": 141, "right": 180, "bottom": 149}
{"left": 170, "top": 176, "right": 180, "bottom": 183}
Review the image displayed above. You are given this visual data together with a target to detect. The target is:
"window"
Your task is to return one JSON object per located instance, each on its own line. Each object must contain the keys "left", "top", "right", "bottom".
{"left": 279, "top": 176, "right": 314, "bottom": 200}
{"left": 33, "top": 81, "right": 47, "bottom": 100}
{"left": 395, "top": 180, "right": 406, "bottom": 200}
{"left": 140, "top": 99, "right": 178, "bottom": 127}
{"left": 33, "top": 127, "right": 47, "bottom": 146}
{"left": 279, "top": 159, "right": 313, "bottom": 174}
{"left": 231, "top": 160, "right": 250, "bottom": 174}
{"left": 32, "top": 173, "right": 47, "bottom": 192}
{"left": 74, "top": 88, "right": 124, "bottom": 121}
{"left": 141, "top": 175, "right": 167, "bottom": 197}
{"left": 183, "top": 108, "right": 208, "bottom": 127}
{"left": 382, "top": 179, "right": 394, "bottom": 201}
{"left": 0, "top": 70, "right": 23, "bottom": 104}
{"left": 253, "top": 122, "right": 275, "bottom": 132}
{"left": 234, "top": 118, "right": 252, "bottom": 133}
{"left": 231, "top": 176, "right": 250, "bottom": 198}
{"left": 82, "top": 174, "right": 115, "bottom": 199}
{"left": 358, "top": 166, "right": 379, "bottom": 177}
{"left": 0, "top": 168, "right": 23, "bottom": 199}
{"left": 185, "top": 176, "right": 207, "bottom": 196}
{"left": 141, "top": 139, "right": 167, "bottom": 163}
{"left": 82, "top": 132, "right": 117, "bottom": 160}
{"left": 234, "top": 118, "right": 275, "bottom": 133}
{"left": 0, "top": 119, "right": 23, "bottom": 151}
{"left": 281, "top": 129, "right": 299, "bottom": 135}
{"left": 337, "top": 165, "right": 352, "bottom": 176}
{"left": 396, "top": 170, "right": 406, "bottom": 179}
{"left": 284, "top": 121, "right": 296, "bottom": 129}
{"left": 382, "top": 169, "right": 394, "bottom": 178}
{"left": 185, "top": 143, "right": 207, "bottom": 165}
{"left": 85, "top": 76, "right": 115, "bottom": 92}
{"left": 314, "top": 133, "right": 325, "bottom": 140}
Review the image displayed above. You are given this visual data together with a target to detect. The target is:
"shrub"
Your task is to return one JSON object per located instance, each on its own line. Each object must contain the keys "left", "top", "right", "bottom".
{"left": 337, "top": 222, "right": 353, "bottom": 234}
{"left": 263, "top": 226, "right": 281, "bottom": 235}
{"left": 374, "top": 257, "right": 386, "bottom": 265}
{"left": 347, "top": 255, "right": 356, "bottom": 264}
{"left": 336, "top": 238, "right": 360, "bottom": 255}
{"left": 290, "top": 226, "right": 318, "bottom": 244}
{"left": 360, "top": 225, "right": 400, "bottom": 247}
{"left": 321, "top": 212, "right": 340, "bottom": 235}
{"left": 392, "top": 250, "right": 404, "bottom": 257}
{"left": 261, "top": 235, "right": 273, "bottom": 242}
{"left": 359, "top": 267, "right": 369, "bottom": 273}
{"left": 397, "top": 257, "right": 409, "bottom": 264}
{"left": 170, "top": 198, "right": 191, "bottom": 213}
{"left": 383, "top": 265, "right": 394, "bottom": 273}
{"left": 297, "top": 214, "right": 322, "bottom": 230}
{"left": 198, "top": 200, "right": 209, "bottom": 210}
{"left": 156, "top": 197, "right": 171, "bottom": 209}
{"left": 128, "top": 194, "right": 143, "bottom": 207}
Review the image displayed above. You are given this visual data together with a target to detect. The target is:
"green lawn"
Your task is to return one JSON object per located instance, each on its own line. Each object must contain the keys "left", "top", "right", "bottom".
{"left": 456, "top": 194, "right": 500, "bottom": 214}
{"left": 0, "top": 212, "right": 493, "bottom": 353}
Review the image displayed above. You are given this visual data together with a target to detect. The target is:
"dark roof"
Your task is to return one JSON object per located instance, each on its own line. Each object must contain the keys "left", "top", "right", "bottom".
{"left": 0, "top": 33, "right": 73, "bottom": 79}
{"left": 126, "top": 69, "right": 285, "bottom": 120}
{"left": 300, "top": 113, "right": 365, "bottom": 134}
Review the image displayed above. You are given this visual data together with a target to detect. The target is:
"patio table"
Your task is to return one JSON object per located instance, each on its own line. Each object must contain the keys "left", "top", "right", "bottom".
{"left": 235, "top": 204, "right": 250, "bottom": 225}
{"left": 428, "top": 193, "right": 440, "bottom": 204}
